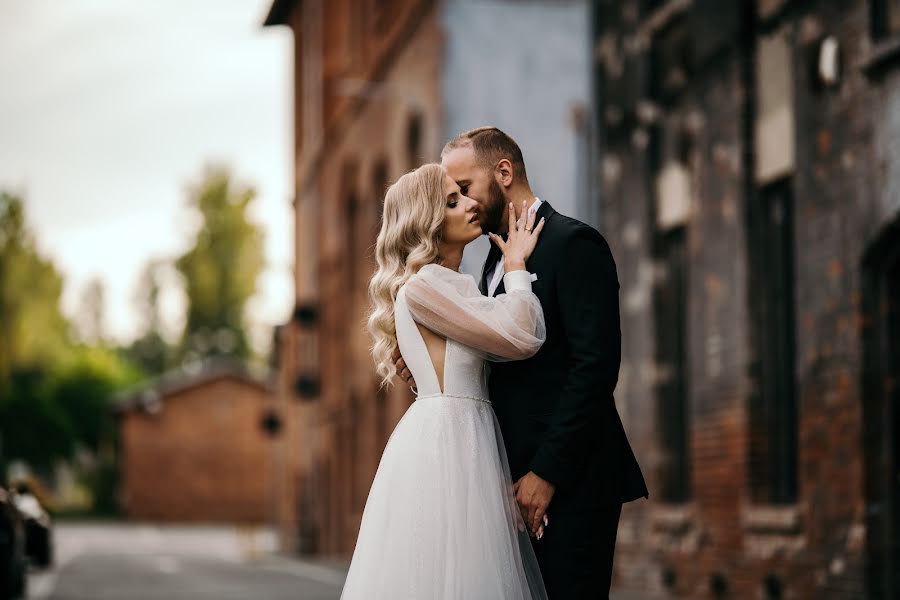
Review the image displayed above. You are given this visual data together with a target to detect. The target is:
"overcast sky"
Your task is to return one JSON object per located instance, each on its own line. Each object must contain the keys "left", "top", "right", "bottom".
{"left": 0, "top": 0, "right": 293, "bottom": 352}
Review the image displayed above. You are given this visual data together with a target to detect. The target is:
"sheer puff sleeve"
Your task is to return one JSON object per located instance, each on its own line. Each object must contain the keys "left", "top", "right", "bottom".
{"left": 402, "top": 264, "right": 546, "bottom": 361}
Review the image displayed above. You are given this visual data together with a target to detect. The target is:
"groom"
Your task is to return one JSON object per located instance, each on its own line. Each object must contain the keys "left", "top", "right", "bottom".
{"left": 395, "top": 127, "right": 648, "bottom": 599}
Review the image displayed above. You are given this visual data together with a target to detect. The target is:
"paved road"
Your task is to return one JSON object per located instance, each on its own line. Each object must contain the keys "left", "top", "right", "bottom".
{"left": 26, "top": 522, "right": 346, "bottom": 600}
{"left": 24, "top": 521, "right": 660, "bottom": 600}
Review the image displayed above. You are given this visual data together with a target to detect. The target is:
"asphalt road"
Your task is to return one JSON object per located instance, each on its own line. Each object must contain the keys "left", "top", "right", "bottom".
{"left": 25, "top": 522, "right": 346, "bottom": 600}
{"left": 24, "top": 521, "right": 660, "bottom": 600}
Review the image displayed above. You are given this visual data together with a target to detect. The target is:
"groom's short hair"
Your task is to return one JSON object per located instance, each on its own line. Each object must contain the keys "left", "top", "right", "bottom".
{"left": 442, "top": 127, "right": 529, "bottom": 183}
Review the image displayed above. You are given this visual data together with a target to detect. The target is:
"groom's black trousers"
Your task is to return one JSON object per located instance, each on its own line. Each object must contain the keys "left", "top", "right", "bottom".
{"left": 531, "top": 503, "right": 623, "bottom": 600}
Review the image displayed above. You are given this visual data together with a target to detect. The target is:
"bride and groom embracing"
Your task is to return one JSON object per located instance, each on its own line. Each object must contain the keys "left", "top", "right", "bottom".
{"left": 340, "top": 127, "right": 648, "bottom": 600}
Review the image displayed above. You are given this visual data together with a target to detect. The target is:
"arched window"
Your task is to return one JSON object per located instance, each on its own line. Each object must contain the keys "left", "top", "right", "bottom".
{"left": 406, "top": 112, "right": 423, "bottom": 170}
{"left": 371, "top": 159, "right": 389, "bottom": 234}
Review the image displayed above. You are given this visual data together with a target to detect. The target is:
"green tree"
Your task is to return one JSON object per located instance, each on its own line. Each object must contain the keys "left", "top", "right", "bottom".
{"left": 0, "top": 367, "right": 74, "bottom": 473}
{"left": 175, "top": 166, "right": 265, "bottom": 362}
{"left": 0, "top": 191, "right": 72, "bottom": 380}
{"left": 0, "top": 346, "right": 140, "bottom": 475}
{"left": 135, "top": 259, "right": 165, "bottom": 334}
{"left": 50, "top": 346, "right": 141, "bottom": 456}
{"left": 121, "top": 259, "right": 172, "bottom": 375}
{"left": 0, "top": 191, "right": 73, "bottom": 473}
{"left": 0, "top": 191, "right": 139, "bottom": 511}
{"left": 75, "top": 277, "right": 107, "bottom": 346}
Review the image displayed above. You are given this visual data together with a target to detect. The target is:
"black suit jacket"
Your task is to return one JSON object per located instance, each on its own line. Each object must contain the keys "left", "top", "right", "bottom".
{"left": 482, "top": 201, "right": 648, "bottom": 512}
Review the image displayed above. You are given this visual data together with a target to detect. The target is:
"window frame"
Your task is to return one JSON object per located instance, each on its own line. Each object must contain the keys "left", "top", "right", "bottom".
{"left": 871, "top": 0, "right": 900, "bottom": 41}
{"left": 747, "top": 177, "right": 799, "bottom": 505}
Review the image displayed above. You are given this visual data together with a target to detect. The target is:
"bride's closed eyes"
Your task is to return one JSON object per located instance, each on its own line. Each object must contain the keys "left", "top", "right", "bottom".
{"left": 441, "top": 174, "right": 482, "bottom": 245}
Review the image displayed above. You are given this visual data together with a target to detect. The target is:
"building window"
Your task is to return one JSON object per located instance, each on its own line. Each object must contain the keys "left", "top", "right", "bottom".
{"left": 349, "top": 0, "right": 365, "bottom": 65}
{"left": 341, "top": 160, "right": 360, "bottom": 291}
{"left": 406, "top": 112, "right": 423, "bottom": 170}
{"left": 653, "top": 226, "right": 691, "bottom": 502}
{"left": 884, "top": 249, "right": 900, "bottom": 598}
{"left": 872, "top": 0, "right": 900, "bottom": 39}
{"left": 861, "top": 217, "right": 900, "bottom": 598}
{"left": 647, "top": 94, "right": 693, "bottom": 503}
{"left": 747, "top": 178, "right": 798, "bottom": 504}
{"left": 371, "top": 159, "right": 389, "bottom": 231}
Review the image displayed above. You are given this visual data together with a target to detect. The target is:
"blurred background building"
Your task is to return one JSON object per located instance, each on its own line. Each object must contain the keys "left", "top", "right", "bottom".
{"left": 264, "top": 0, "right": 900, "bottom": 599}
{"left": 115, "top": 359, "right": 282, "bottom": 523}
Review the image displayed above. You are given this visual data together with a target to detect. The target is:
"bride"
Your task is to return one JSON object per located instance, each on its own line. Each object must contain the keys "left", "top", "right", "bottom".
{"left": 340, "top": 163, "right": 548, "bottom": 599}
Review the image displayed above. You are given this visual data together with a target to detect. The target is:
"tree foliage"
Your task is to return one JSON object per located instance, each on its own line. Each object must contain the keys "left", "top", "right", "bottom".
{"left": 121, "top": 259, "right": 172, "bottom": 375}
{"left": 0, "top": 191, "right": 71, "bottom": 379}
{"left": 75, "top": 277, "right": 107, "bottom": 345}
{"left": 0, "top": 165, "right": 267, "bottom": 499}
{"left": 175, "top": 166, "right": 265, "bottom": 362}
{"left": 0, "top": 191, "right": 139, "bottom": 474}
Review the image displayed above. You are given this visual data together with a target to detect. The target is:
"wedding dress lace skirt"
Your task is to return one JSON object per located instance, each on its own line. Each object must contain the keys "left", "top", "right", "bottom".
{"left": 340, "top": 393, "right": 547, "bottom": 600}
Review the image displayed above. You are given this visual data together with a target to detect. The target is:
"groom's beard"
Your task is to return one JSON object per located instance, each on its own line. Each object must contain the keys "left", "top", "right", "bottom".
{"left": 481, "top": 177, "right": 506, "bottom": 235}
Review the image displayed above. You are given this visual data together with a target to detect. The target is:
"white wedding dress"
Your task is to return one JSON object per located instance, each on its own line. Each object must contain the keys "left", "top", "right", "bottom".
{"left": 340, "top": 264, "right": 548, "bottom": 600}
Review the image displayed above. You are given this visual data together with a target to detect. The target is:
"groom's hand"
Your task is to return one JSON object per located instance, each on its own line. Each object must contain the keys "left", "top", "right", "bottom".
{"left": 514, "top": 471, "right": 555, "bottom": 537}
{"left": 391, "top": 347, "right": 417, "bottom": 390}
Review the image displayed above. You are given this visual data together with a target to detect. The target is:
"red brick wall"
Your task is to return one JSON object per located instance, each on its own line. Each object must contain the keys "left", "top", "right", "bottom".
{"left": 274, "top": 0, "right": 442, "bottom": 557}
{"left": 120, "top": 376, "right": 276, "bottom": 523}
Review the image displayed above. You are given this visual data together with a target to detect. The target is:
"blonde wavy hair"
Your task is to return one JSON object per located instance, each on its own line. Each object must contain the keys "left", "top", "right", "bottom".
{"left": 368, "top": 163, "right": 447, "bottom": 387}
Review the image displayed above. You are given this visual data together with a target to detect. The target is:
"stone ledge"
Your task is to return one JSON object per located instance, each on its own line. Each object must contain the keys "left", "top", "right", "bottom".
{"left": 650, "top": 503, "right": 695, "bottom": 534}
{"left": 648, "top": 504, "right": 700, "bottom": 553}
{"left": 741, "top": 504, "right": 807, "bottom": 559}
{"left": 740, "top": 503, "right": 802, "bottom": 535}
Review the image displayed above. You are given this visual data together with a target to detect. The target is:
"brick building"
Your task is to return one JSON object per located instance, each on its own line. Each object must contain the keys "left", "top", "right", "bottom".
{"left": 593, "top": 1, "right": 900, "bottom": 598}
{"left": 263, "top": 0, "right": 595, "bottom": 558}
{"left": 263, "top": 0, "right": 444, "bottom": 557}
{"left": 116, "top": 360, "right": 281, "bottom": 523}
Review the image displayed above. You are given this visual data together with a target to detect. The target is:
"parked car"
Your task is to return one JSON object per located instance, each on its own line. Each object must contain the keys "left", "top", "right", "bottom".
{"left": 12, "top": 482, "right": 52, "bottom": 568}
{"left": 0, "top": 485, "right": 26, "bottom": 600}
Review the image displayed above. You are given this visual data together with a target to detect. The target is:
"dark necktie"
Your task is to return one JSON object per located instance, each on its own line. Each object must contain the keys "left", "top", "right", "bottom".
{"left": 480, "top": 233, "right": 506, "bottom": 296}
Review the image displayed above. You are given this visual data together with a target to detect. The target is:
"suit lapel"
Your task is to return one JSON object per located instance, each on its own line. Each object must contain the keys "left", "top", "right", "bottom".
{"left": 500, "top": 201, "right": 555, "bottom": 297}
{"left": 534, "top": 200, "right": 555, "bottom": 224}
{"left": 493, "top": 277, "right": 505, "bottom": 297}
{"left": 479, "top": 241, "right": 501, "bottom": 296}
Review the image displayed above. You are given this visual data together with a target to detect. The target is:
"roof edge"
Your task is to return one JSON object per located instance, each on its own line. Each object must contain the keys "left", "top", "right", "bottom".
{"left": 114, "top": 357, "right": 275, "bottom": 414}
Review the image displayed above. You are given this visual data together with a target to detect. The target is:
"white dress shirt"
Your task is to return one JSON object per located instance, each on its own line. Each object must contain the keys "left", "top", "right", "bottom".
{"left": 486, "top": 197, "right": 543, "bottom": 296}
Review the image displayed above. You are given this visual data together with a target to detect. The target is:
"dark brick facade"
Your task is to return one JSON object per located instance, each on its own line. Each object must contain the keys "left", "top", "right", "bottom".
{"left": 594, "top": 1, "right": 900, "bottom": 598}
